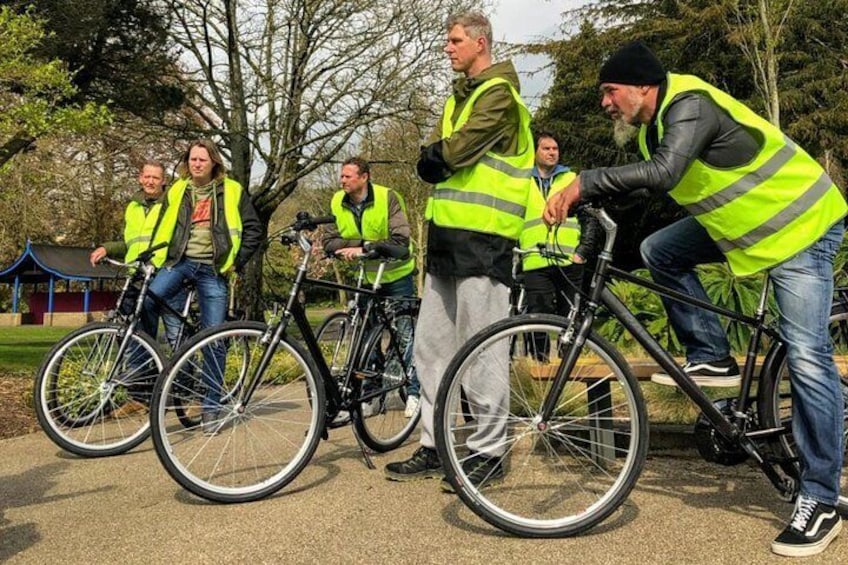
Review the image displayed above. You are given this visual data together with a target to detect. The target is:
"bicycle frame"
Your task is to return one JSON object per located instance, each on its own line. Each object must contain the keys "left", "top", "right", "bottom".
{"left": 544, "top": 206, "right": 795, "bottom": 496}
{"left": 239, "top": 227, "right": 413, "bottom": 420}
{"left": 99, "top": 255, "right": 198, "bottom": 386}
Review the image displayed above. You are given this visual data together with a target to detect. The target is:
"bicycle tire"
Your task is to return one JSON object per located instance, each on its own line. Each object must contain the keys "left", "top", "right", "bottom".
{"left": 150, "top": 320, "right": 325, "bottom": 503}
{"left": 352, "top": 321, "right": 420, "bottom": 452}
{"left": 758, "top": 306, "right": 848, "bottom": 513}
{"left": 34, "top": 322, "right": 164, "bottom": 457}
{"left": 314, "top": 311, "right": 352, "bottom": 379}
{"left": 434, "top": 313, "right": 648, "bottom": 537}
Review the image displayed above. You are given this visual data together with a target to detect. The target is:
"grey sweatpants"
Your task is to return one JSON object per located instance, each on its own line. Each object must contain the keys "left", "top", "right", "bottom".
{"left": 415, "top": 274, "right": 510, "bottom": 456}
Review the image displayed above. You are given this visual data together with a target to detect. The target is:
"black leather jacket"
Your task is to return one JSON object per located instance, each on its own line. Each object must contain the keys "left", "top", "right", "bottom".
{"left": 580, "top": 83, "right": 760, "bottom": 200}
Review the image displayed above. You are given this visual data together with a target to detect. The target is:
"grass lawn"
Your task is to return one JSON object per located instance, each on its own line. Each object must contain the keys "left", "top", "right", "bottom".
{"left": 0, "top": 307, "right": 342, "bottom": 376}
{"left": 0, "top": 326, "right": 74, "bottom": 374}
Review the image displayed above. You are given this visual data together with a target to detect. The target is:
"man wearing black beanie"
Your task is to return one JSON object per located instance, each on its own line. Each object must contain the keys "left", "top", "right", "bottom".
{"left": 598, "top": 40, "right": 666, "bottom": 86}
{"left": 544, "top": 42, "right": 846, "bottom": 557}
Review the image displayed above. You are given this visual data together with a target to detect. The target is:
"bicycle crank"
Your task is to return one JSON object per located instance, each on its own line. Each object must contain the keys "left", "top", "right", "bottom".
{"left": 693, "top": 398, "right": 749, "bottom": 466}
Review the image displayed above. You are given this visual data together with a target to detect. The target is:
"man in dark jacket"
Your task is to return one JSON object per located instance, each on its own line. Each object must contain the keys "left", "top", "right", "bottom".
{"left": 545, "top": 41, "right": 846, "bottom": 558}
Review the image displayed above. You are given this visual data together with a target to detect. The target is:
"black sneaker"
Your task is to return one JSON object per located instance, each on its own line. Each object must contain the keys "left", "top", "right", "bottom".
{"left": 771, "top": 495, "right": 842, "bottom": 557}
{"left": 441, "top": 452, "right": 505, "bottom": 493}
{"left": 384, "top": 446, "right": 443, "bottom": 481}
{"left": 651, "top": 356, "right": 741, "bottom": 387}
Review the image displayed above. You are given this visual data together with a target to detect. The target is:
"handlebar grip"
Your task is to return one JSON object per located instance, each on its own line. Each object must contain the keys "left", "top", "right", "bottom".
{"left": 366, "top": 242, "right": 410, "bottom": 261}
{"left": 310, "top": 215, "right": 336, "bottom": 226}
{"left": 291, "top": 212, "right": 336, "bottom": 232}
{"left": 135, "top": 241, "right": 169, "bottom": 263}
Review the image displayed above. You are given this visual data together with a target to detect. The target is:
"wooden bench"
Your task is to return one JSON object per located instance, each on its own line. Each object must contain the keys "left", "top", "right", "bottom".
{"left": 529, "top": 357, "right": 763, "bottom": 381}
{"left": 528, "top": 355, "right": 846, "bottom": 463}
{"left": 527, "top": 357, "right": 761, "bottom": 465}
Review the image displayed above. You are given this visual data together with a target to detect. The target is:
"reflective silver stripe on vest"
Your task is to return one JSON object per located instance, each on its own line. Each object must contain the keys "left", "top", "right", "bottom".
{"left": 542, "top": 243, "right": 575, "bottom": 254}
{"left": 685, "top": 138, "right": 797, "bottom": 216}
{"left": 126, "top": 235, "right": 152, "bottom": 246}
{"left": 433, "top": 188, "right": 526, "bottom": 218}
{"left": 229, "top": 228, "right": 241, "bottom": 237}
{"left": 523, "top": 217, "right": 578, "bottom": 230}
{"left": 714, "top": 172, "right": 832, "bottom": 253}
{"left": 479, "top": 154, "right": 534, "bottom": 178}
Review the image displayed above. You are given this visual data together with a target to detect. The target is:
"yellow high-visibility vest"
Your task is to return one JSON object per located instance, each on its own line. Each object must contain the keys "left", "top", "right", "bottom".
{"left": 425, "top": 77, "right": 534, "bottom": 240}
{"left": 123, "top": 200, "right": 164, "bottom": 266}
{"left": 151, "top": 177, "right": 244, "bottom": 273}
{"left": 331, "top": 184, "right": 415, "bottom": 284}
{"left": 519, "top": 169, "right": 579, "bottom": 271}
{"left": 638, "top": 73, "right": 847, "bottom": 276}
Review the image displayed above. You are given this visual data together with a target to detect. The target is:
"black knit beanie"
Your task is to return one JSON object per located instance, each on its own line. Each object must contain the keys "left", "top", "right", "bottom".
{"left": 598, "top": 41, "right": 666, "bottom": 85}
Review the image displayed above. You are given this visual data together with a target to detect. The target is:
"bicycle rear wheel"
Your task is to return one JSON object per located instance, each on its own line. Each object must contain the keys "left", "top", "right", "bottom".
{"left": 34, "top": 322, "right": 163, "bottom": 457}
{"left": 150, "top": 321, "right": 325, "bottom": 503}
{"left": 353, "top": 322, "right": 420, "bottom": 452}
{"left": 758, "top": 306, "right": 848, "bottom": 512}
{"left": 315, "top": 311, "right": 353, "bottom": 377}
{"left": 434, "top": 313, "right": 648, "bottom": 537}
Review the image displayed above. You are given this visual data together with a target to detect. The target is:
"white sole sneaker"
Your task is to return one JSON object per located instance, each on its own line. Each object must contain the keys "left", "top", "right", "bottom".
{"left": 771, "top": 516, "right": 842, "bottom": 557}
{"left": 651, "top": 373, "right": 742, "bottom": 387}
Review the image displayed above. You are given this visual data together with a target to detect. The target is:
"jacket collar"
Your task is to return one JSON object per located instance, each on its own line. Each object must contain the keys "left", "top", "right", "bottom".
{"left": 341, "top": 182, "right": 374, "bottom": 209}
{"left": 531, "top": 163, "right": 571, "bottom": 182}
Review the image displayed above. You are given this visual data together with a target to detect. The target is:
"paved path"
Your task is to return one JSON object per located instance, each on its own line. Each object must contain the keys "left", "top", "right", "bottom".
{"left": 1, "top": 428, "right": 845, "bottom": 564}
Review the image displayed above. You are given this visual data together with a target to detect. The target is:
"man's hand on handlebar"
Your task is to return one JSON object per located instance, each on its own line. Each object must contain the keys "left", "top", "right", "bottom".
{"left": 335, "top": 247, "right": 365, "bottom": 261}
{"left": 90, "top": 247, "right": 108, "bottom": 267}
{"left": 543, "top": 176, "right": 582, "bottom": 226}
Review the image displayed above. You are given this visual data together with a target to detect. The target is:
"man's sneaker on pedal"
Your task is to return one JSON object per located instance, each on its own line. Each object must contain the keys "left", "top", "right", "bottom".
{"left": 384, "top": 446, "right": 443, "bottom": 481}
{"left": 651, "top": 356, "right": 741, "bottom": 387}
{"left": 771, "top": 495, "right": 842, "bottom": 557}
{"left": 441, "top": 452, "right": 505, "bottom": 493}
{"left": 330, "top": 397, "right": 381, "bottom": 425}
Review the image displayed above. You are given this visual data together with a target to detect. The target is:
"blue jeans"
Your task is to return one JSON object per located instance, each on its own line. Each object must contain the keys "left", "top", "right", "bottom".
{"left": 640, "top": 217, "right": 730, "bottom": 363}
{"left": 141, "top": 258, "right": 229, "bottom": 409}
{"left": 161, "top": 289, "right": 188, "bottom": 350}
{"left": 642, "top": 217, "right": 845, "bottom": 504}
{"left": 377, "top": 275, "right": 420, "bottom": 397}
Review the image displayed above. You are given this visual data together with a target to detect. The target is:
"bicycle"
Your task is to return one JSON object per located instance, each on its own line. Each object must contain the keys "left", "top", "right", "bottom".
{"left": 149, "top": 212, "right": 421, "bottom": 502}
{"left": 314, "top": 254, "right": 421, "bottom": 424}
{"left": 433, "top": 204, "right": 848, "bottom": 537}
{"left": 33, "top": 243, "right": 200, "bottom": 457}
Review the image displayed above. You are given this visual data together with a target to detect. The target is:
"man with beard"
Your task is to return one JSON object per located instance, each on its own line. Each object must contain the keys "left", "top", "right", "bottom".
{"left": 544, "top": 41, "right": 846, "bottom": 558}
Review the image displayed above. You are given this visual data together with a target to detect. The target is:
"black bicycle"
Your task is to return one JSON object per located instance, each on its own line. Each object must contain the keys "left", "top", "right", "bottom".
{"left": 433, "top": 204, "right": 848, "bottom": 537}
{"left": 149, "top": 212, "right": 421, "bottom": 502}
{"left": 33, "top": 243, "right": 200, "bottom": 457}
{"left": 314, "top": 252, "right": 421, "bottom": 430}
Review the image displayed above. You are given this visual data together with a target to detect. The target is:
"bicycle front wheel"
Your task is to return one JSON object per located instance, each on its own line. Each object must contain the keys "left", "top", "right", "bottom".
{"left": 353, "top": 322, "right": 420, "bottom": 452}
{"left": 34, "top": 322, "right": 163, "bottom": 457}
{"left": 758, "top": 306, "right": 848, "bottom": 512}
{"left": 150, "top": 321, "right": 325, "bottom": 503}
{"left": 434, "top": 313, "right": 648, "bottom": 537}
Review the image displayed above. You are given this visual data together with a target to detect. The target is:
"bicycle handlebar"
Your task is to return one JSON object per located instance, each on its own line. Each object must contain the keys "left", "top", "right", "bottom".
{"left": 360, "top": 242, "right": 410, "bottom": 261}
{"left": 280, "top": 212, "right": 336, "bottom": 245}
{"left": 98, "top": 241, "right": 168, "bottom": 270}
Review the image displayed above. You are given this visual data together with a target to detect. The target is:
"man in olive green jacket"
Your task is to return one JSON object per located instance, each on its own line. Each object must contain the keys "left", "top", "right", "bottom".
{"left": 385, "top": 11, "right": 532, "bottom": 491}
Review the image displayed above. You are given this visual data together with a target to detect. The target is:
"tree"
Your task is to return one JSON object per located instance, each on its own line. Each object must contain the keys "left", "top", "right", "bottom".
{"left": 730, "top": 0, "right": 796, "bottom": 126}
{"left": 532, "top": 0, "right": 848, "bottom": 269}
{"left": 162, "top": 0, "right": 480, "bottom": 316}
{"left": 0, "top": 6, "right": 110, "bottom": 167}
{"left": 5, "top": 0, "right": 185, "bottom": 122}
